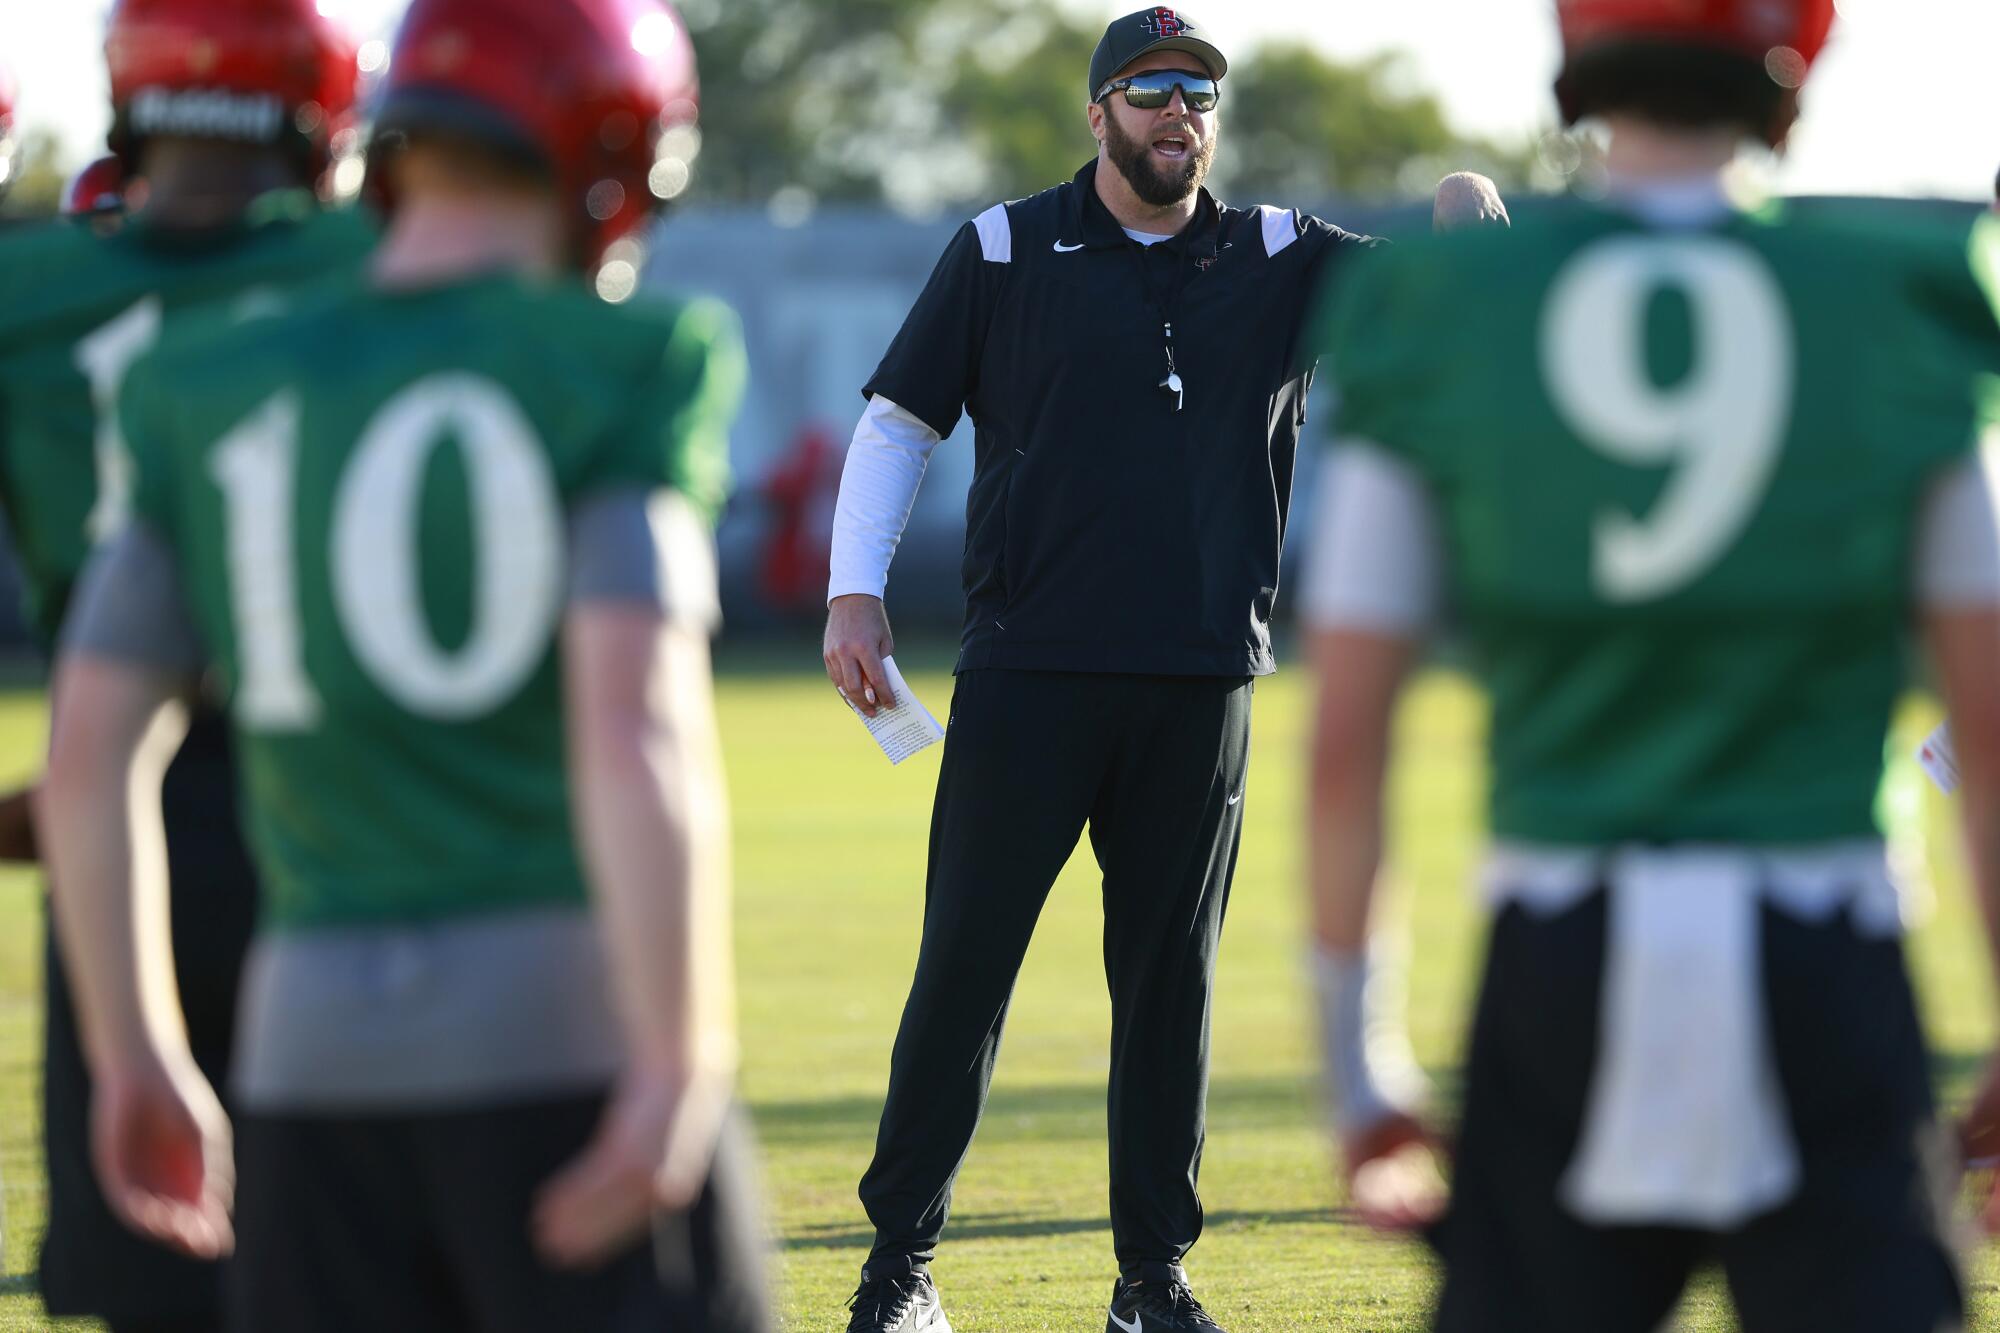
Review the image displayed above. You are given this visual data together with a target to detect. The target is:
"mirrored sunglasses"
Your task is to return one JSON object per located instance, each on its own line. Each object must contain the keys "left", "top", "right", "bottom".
{"left": 1095, "top": 68, "right": 1220, "bottom": 112}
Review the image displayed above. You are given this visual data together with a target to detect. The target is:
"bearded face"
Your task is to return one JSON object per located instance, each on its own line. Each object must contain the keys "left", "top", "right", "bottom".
{"left": 1097, "top": 70, "right": 1217, "bottom": 208}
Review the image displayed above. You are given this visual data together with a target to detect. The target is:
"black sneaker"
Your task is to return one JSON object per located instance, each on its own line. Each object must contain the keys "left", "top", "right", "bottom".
{"left": 1106, "top": 1272, "right": 1226, "bottom": 1333}
{"left": 845, "top": 1266, "right": 951, "bottom": 1333}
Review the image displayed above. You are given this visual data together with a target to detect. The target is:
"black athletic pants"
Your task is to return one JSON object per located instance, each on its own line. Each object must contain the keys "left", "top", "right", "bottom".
{"left": 40, "top": 713, "right": 255, "bottom": 1328}
{"left": 859, "top": 669, "right": 1253, "bottom": 1273}
{"left": 230, "top": 1098, "right": 771, "bottom": 1333}
{"left": 1432, "top": 892, "right": 1963, "bottom": 1333}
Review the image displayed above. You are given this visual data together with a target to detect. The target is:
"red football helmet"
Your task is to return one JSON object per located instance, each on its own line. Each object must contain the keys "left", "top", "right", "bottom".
{"left": 104, "top": 0, "right": 360, "bottom": 173}
{"left": 370, "top": 0, "right": 701, "bottom": 268}
{"left": 0, "top": 62, "right": 16, "bottom": 199}
{"left": 64, "top": 155, "right": 128, "bottom": 216}
{"left": 1555, "top": 0, "right": 1834, "bottom": 143}
{"left": 1558, "top": 0, "right": 1835, "bottom": 79}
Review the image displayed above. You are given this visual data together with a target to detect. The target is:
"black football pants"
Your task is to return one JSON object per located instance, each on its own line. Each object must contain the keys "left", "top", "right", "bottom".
{"left": 858, "top": 668, "right": 1253, "bottom": 1273}
{"left": 230, "top": 1098, "right": 771, "bottom": 1333}
{"left": 1433, "top": 893, "right": 1963, "bottom": 1333}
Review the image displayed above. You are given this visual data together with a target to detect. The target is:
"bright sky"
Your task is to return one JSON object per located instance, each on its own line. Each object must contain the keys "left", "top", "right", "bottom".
{"left": 3, "top": 0, "right": 1996, "bottom": 200}
{"left": 1110, "top": 0, "right": 2000, "bottom": 200}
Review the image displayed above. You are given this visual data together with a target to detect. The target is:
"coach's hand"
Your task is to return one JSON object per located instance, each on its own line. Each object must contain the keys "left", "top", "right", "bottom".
{"left": 92, "top": 1055, "right": 234, "bottom": 1259}
{"left": 1344, "top": 1111, "right": 1447, "bottom": 1233}
{"left": 533, "top": 1058, "right": 734, "bottom": 1269}
{"left": 1433, "top": 172, "right": 1511, "bottom": 234}
{"left": 824, "top": 593, "right": 896, "bottom": 718}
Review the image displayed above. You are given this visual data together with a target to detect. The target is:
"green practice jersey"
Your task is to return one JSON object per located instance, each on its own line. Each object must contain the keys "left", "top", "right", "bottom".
{"left": 1312, "top": 198, "right": 2000, "bottom": 845}
{"left": 0, "top": 194, "right": 374, "bottom": 647}
{"left": 123, "top": 273, "right": 743, "bottom": 930}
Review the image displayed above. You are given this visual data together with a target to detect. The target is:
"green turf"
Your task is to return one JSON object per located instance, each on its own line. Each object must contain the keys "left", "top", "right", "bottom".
{"left": 0, "top": 697, "right": 67, "bottom": 1332}
{"left": 1, "top": 665, "right": 1997, "bottom": 1330}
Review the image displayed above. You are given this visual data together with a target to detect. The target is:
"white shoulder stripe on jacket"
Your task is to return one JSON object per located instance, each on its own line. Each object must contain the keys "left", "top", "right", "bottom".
{"left": 1255, "top": 204, "right": 1300, "bottom": 257}
{"left": 973, "top": 203, "right": 1011, "bottom": 263}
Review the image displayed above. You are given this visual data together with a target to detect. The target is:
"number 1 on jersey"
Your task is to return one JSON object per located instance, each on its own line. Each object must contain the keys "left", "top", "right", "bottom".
{"left": 210, "top": 392, "right": 322, "bottom": 728}
{"left": 1541, "top": 236, "right": 1795, "bottom": 602}
{"left": 75, "top": 297, "right": 163, "bottom": 542}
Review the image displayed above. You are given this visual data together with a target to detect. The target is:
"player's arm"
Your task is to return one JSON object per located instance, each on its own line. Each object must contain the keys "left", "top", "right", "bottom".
{"left": 1938, "top": 601, "right": 2000, "bottom": 1087}
{"left": 1300, "top": 443, "right": 1447, "bottom": 1230}
{"left": 535, "top": 491, "right": 736, "bottom": 1269}
{"left": 40, "top": 523, "right": 231, "bottom": 1258}
{"left": 1919, "top": 445, "right": 2000, "bottom": 1225}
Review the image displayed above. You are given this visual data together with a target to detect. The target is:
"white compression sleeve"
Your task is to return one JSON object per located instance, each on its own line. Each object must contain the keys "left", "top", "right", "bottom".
{"left": 1915, "top": 443, "right": 2000, "bottom": 609}
{"left": 1312, "top": 944, "right": 1430, "bottom": 1137}
{"left": 826, "top": 394, "right": 942, "bottom": 603}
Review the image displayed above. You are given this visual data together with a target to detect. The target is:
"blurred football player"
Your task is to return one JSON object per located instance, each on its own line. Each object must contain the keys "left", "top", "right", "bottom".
{"left": 1301, "top": 1, "right": 2000, "bottom": 1329}
{"left": 0, "top": 61, "right": 18, "bottom": 201}
{"left": 0, "top": 2, "right": 371, "bottom": 1327}
{"left": 64, "top": 154, "right": 131, "bottom": 233}
{"left": 41, "top": 0, "right": 764, "bottom": 1329}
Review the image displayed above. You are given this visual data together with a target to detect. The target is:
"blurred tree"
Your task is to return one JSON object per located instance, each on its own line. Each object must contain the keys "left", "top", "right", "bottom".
{"left": 940, "top": 8, "right": 1102, "bottom": 206}
{"left": 681, "top": 0, "right": 1004, "bottom": 212}
{"left": 1, "top": 128, "right": 69, "bottom": 220}
{"left": 1215, "top": 46, "right": 1537, "bottom": 205}
{"left": 683, "top": 0, "right": 1538, "bottom": 216}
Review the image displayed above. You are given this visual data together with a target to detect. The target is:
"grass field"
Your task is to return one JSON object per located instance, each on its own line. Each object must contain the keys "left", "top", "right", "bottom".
{"left": 1, "top": 656, "right": 1998, "bottom": 1330}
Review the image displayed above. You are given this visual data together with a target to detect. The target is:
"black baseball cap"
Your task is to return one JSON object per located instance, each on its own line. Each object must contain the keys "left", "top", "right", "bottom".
{"left": 1088, "top": 7, "right": 1227, "bottom": 99}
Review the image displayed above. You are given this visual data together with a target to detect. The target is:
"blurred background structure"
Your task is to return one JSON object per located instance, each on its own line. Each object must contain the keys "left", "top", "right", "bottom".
{"left": 0, "top": 0, "right": 1994, "bottom": 645}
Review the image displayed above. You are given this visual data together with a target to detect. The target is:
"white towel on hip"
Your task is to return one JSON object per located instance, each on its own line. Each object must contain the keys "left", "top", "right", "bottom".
{"left": 1559, "top": 846, "right": 1801, "bottom": 1229}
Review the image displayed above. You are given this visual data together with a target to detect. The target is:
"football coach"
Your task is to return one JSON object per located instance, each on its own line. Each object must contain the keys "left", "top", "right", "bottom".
{"left": 824, "top": 10, "right": 1503, "bottom": 1332}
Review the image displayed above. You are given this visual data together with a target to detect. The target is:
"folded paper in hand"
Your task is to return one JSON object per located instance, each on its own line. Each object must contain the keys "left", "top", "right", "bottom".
{"left": 850, "top": 656, "right": 945, "bottom": 765}
{"left": 1918, "top": 724, "right": 1960, "bottom": 795}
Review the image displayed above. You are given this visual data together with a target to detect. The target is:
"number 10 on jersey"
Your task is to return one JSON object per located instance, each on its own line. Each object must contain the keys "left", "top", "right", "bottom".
{"left": 209, "top": 374, "right": 567, "bottom": 729}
